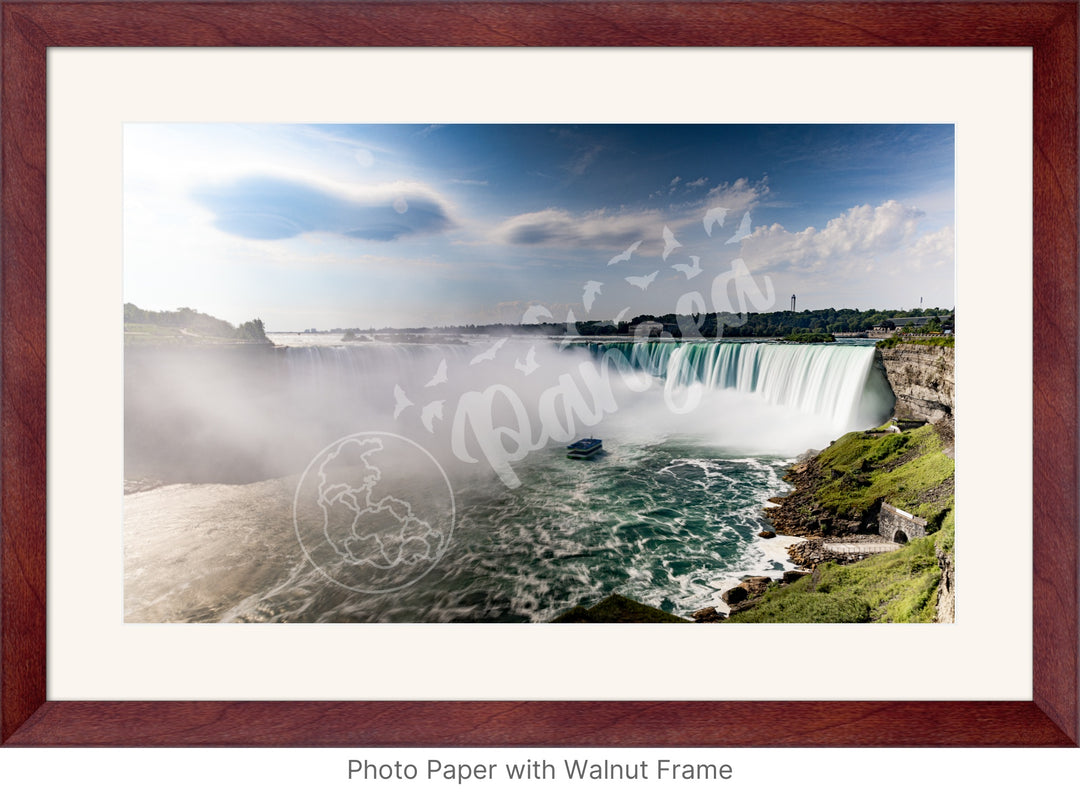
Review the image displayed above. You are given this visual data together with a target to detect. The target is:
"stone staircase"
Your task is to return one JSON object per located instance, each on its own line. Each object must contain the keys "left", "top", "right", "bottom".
{"left": 821, "top": 539, "right": 902, "bottom": 556}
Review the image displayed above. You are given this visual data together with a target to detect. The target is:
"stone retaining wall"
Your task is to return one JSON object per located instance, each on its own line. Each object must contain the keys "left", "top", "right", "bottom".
{"left": 879, "top": 502, "right": 928, "bottom": 543}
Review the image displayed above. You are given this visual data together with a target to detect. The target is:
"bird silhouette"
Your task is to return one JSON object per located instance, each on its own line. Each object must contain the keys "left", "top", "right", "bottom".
{"left": 522, "top": 305, "right": 553, "bottom": 324}
{"left": 470, "top": 337, "right": 508, "bottom": 365}
{"left": 582, "top": 280, "right": 603, "bottom": 312}
{"left": 393, "top": 384, "right": 413, "bottom": 419}
{"left": 612, "top": 306, "right": 632, "bottom": 326}
{"left": 607, "top": 240, "right": 642, "bottom": 266}
{"left": 424, "top": 358, "right": 448, "bottom": 387}
{"left": 669, "top": 256, "right": 702, "bottom": 278}
{"left": 625, "top": 271, "right": 658, "bottom": 290}
{"left": 420, "top": 400, "right": 444, "bottom": 433}
{"left": 661, "top": 226, "right": 681, "bottom": 260}
{"left": 704, "top": 207, "right": 729, "bottom": 236}
{"left": 725, "top": 211, "right": 752, "bottom": 244}
{"left": 514, "top": 345, "right": 540, "bottom": 375}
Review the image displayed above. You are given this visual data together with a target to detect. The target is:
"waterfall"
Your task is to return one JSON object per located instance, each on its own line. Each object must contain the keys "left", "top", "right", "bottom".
{"left": 279, "top": 341, "right": 471, "bottom": 404}
{"left": 274, "top": 338, "right": 893, "bottom": 432}
{"left": 126, "top": 334, "right": 894, "bottom": 487}
{"left": 593, "top": 340, "right": 893, "bottom": 431}
{"left": 273, "top": 338, "right": 893, "bottom": 431}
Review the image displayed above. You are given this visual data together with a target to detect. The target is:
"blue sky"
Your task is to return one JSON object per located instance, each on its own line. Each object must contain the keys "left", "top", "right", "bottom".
{"left": 124, "top": 124, "right": 954, "bottom": 330}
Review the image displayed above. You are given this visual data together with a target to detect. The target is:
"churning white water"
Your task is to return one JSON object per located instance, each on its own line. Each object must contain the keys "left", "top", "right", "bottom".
{"left": 606, "top": 339, "right": 891, "bottom": 430}
{"left": 124, "top": 337, "right": 895, "bottom": 622}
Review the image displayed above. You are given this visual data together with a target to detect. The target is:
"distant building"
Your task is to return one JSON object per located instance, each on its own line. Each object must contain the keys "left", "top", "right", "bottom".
{"left": 885, "top": 317, "right": 946, "bottom": 330}
{"left": 864, "top": 313, "right": 953, "bottom": 339}
{"left": 883, "top": 316, "right": 935, "bottom": 329}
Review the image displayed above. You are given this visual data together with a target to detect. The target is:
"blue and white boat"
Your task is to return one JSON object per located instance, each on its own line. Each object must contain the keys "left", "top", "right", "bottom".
{"left": 566, "top": 437, "right": 602, "bottom": 459}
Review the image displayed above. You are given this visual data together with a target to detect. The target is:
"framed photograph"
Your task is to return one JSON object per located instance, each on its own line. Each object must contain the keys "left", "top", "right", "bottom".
{"left": 2, "top": 1, "right": 1076, "bottom": 747}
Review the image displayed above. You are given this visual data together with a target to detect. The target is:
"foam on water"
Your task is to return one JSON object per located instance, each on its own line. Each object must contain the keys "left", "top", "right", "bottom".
{"left": 124, "top": 337, "right": 894, "bottom": 622}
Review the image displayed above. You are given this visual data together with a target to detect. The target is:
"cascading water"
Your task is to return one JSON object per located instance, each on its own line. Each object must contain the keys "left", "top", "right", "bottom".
{"left": 269, "top": 337, "right": 894, "bottom": 443}
{"left": 125, "top": 336, "right": 896, "bottom": 623}
{"left": 596, "top": 339, "right": 892, "bottom": 431}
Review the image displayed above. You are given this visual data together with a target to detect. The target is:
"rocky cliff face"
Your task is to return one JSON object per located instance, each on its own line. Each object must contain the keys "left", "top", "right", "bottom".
{"left": 936, "top": 544, "right": 955, "bottom": 623}
{"left": 876, "top": 345, "right": 954, "bottom": 423}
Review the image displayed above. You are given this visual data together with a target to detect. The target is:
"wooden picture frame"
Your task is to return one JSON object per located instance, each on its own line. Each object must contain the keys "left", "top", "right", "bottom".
{"left": 2, "top": 1, "right": 1076, "bottom": 747}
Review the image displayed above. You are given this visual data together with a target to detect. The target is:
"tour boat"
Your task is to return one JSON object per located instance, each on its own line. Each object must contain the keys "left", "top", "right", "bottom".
{"left": 566, "top": 437, "right": 602, "bottom": 459}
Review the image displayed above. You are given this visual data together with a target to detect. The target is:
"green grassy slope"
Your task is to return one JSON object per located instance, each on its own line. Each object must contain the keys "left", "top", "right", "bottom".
{"left": 735, "top": 425, "right": 955, "bottom": 623}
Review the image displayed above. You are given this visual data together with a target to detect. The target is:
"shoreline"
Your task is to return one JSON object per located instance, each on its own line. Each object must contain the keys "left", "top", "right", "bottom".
{"left": 709, "top": 533, "right": 807, "bottom": 617}
{"left": 719, "top": 418, "right": 955, "bottom": 623}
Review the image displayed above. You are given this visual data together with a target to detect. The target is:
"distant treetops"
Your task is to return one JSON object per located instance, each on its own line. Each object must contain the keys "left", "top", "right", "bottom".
{"left": 124, "top": 303, "right": 270, "bottom": 344}
{"left": 781, "top": 332, "right": 836, "bottom": 343}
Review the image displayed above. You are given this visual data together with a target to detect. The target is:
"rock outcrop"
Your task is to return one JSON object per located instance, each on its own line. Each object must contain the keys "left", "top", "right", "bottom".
{"left": 764, "top": 454, "right": 880, "bottom": 541}
{"left": 936, "top": 543, "right": 955, "bottom": 623}
{"left": 551, "top": 593, "right": 690, "bottom": 623}
{"left": 876, "top": 344, "right": 954, "bottom": 423}
{"left": 721, "top": 576, "right": 773, "bottom": 615}
{"left": 691, "top": 606, "right": 726, "bottom": 623}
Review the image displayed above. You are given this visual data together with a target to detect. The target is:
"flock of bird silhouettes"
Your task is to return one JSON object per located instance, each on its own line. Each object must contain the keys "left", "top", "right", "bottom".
{"left": 389, "top": 205, "right": 752, "bottom": 434}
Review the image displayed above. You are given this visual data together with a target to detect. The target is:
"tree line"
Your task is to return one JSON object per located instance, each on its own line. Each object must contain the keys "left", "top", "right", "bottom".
{"left": 571, "top": 307, "right": 953, "bottom": 338}
{"left": 335, "top": 307, "right": 951, "bottom": 339}
{"left": 124, "top": 303, "right": 269, "bottom": 343}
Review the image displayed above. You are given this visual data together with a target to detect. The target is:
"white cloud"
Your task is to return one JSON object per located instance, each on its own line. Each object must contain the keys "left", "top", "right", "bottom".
{"left": 739, "top": 200, "right": 932, "bottom": 276}
{"left": 566, "top": 145, "right": 603, "bottom": 177}
{"left": 652, "top": 172, "right": 712, "bottom": 196}
{"left": 706, "top": 177, "right": 770, "bottom": 211}
{"left": 193, "top": 174, "right": 457, "bottom": 242}
{"left": 490, "top": 207, "right": 662, "bottom": 250}
{"left": 909, "top": 225, "right": 955, "bottom": 272}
